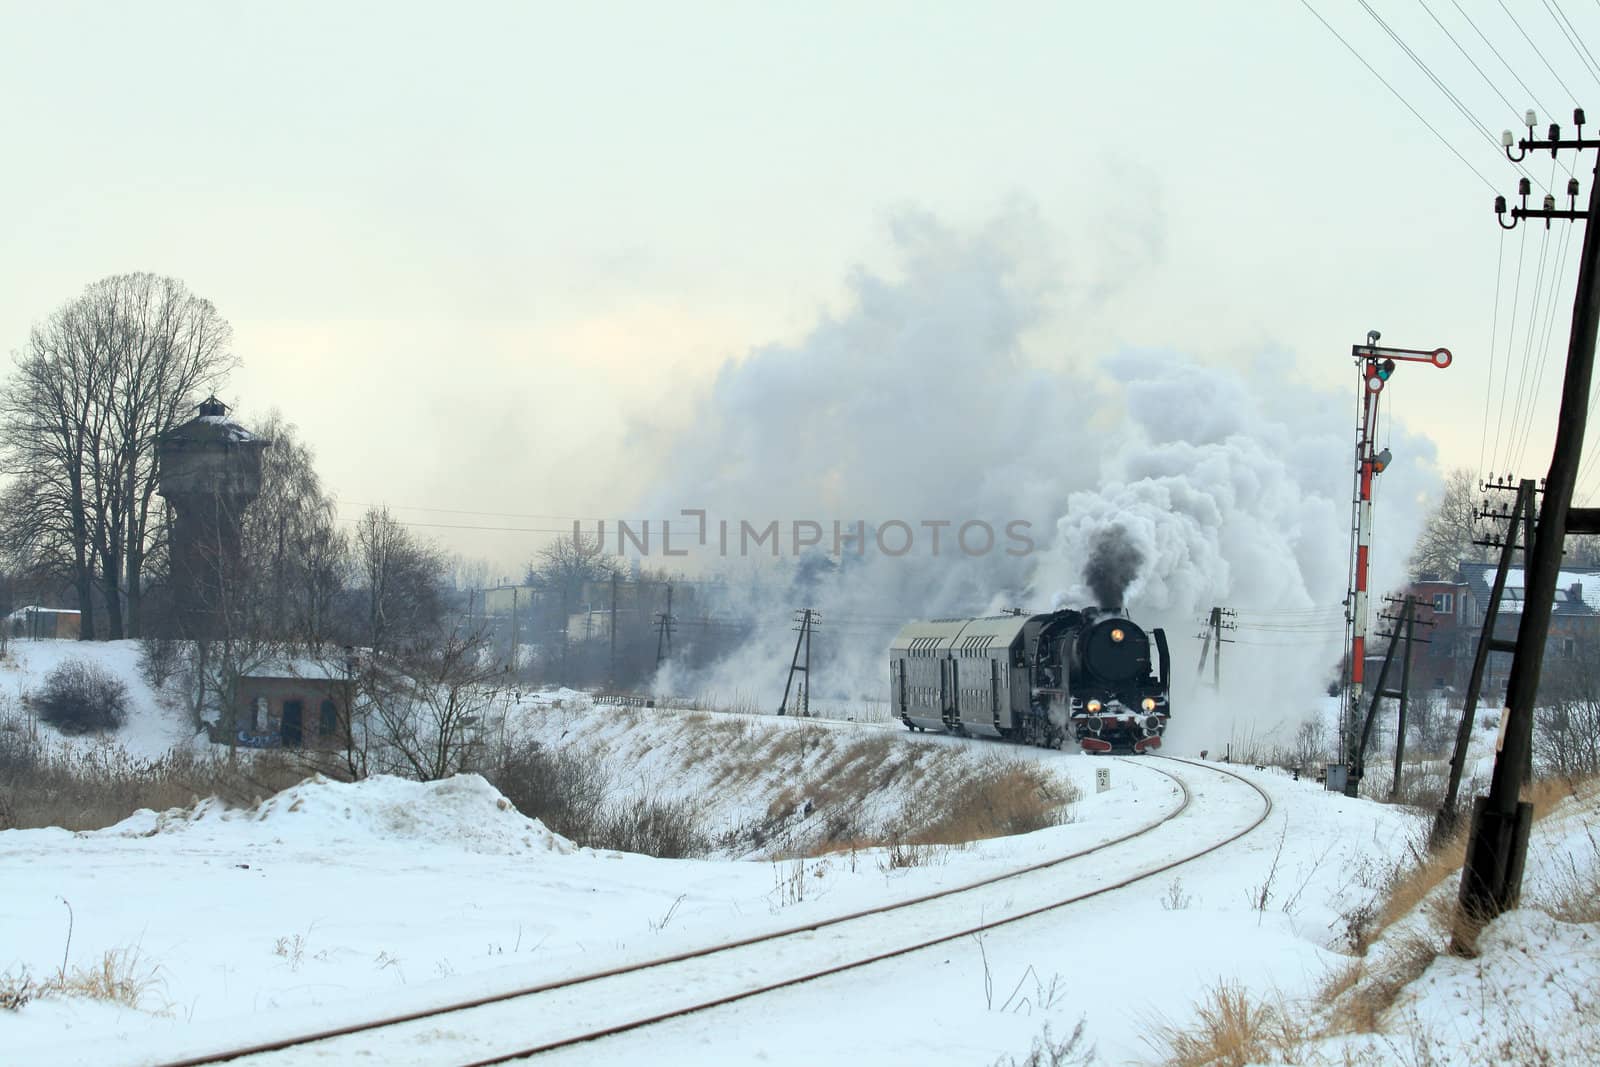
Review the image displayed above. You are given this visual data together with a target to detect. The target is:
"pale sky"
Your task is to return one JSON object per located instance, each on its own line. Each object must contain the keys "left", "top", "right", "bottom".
{"left": 2, "top": 1, "right": 1594, "bottom": 572}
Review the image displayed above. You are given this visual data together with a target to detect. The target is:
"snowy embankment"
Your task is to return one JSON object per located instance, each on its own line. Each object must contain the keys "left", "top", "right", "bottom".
{"left": 0, "top": 639, "right": 203, "bottom": 758}
{"left": 4, "top": 643, "right": 1589, "bottom": 1065}
{"left": 4, "top": 736, "right": 1421, "bottom": 1065}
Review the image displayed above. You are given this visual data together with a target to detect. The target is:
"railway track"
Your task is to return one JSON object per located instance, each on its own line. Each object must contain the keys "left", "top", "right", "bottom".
{"left": 102, "top": 757, "right": 1271, "bottom": 1067}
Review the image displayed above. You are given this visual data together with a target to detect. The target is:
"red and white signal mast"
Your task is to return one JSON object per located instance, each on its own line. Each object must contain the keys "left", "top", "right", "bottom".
{"left": 1345, "top": 332, "right": 1452, "bottom": 750}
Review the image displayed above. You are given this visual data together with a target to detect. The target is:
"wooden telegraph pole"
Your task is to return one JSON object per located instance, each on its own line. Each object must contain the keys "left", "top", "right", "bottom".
{"left": 1455, "top": 109, "right": 1600, "bottom": 953}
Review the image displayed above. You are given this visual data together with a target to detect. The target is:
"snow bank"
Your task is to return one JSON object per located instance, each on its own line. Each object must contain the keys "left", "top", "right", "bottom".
{"left": 107, "top": 773, "right": 574, "bottom": 857}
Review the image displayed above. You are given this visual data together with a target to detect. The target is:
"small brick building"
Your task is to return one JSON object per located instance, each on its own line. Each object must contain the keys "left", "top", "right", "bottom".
{"left": 234, "top": 658, "right": 351, "bottom": 748}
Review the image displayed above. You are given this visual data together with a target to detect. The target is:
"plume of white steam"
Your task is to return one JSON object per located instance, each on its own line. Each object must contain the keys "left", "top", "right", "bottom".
{"left": 641, "top": 212, "right": 1440, "bottom": 749}
{"left": 1033, "top": 349, "right": 1438, "bottom": 750}
{"left": 641, "top": 206, "right": 1107, "bottom": 704}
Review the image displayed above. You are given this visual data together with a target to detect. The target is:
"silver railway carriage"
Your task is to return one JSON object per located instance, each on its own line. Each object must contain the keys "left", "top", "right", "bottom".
{"left": 889, "top": 608, "right": 1172, "bottom": 753}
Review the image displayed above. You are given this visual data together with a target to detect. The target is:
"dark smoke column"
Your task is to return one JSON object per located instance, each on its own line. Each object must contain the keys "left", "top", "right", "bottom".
{"left": 157, "top": 397, "right": 268, "bottom": 639}
{"left": 1084, "top": 527, "right": 1143, "bottom": 610}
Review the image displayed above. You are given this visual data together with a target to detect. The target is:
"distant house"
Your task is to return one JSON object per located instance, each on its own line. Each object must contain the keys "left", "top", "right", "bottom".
{"left": 1403, "top": 575, "right": 1471, "bottom": 690}
{"left": 1450, "top": 562, "right": 1600, "bottom": 698}
{"left": 4, "top": 606, "right": 82, "bottom": 640}
{"left": 234, "top": 657, "right": 354, "bottom": 749}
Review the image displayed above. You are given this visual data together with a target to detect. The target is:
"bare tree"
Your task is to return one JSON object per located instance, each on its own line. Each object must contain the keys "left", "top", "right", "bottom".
{"left": 527, "top": 531, "right": 621, "bottom": 602}
{"left": 0, "top": 274, "right": 235, "bottom": 638}
{"left": 1408, "top": 468, "right": 1493, "bottom": 580}
{"left": 353, "top": 507, "right": 448, "bottom": 655}
{"left": 360, "top": 630, "right": 507, "bottom": 780}
{"left": 240, "top": 411, "right": 346, "bottom": 649}
{"left": 1535, "top": 641, "right": 1600, "bottom": 778}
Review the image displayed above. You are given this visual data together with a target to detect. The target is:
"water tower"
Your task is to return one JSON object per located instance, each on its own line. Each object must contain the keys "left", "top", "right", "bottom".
{"left": 157, "top": 397, "right": 269, "bottom": 638}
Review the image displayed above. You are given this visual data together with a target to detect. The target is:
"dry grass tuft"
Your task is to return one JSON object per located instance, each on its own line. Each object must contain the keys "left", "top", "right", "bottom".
{"left": 1152, "top": 980, "right": 1308, "bottom": 1067}
{"left": 1, "top": 948, "right": 163, "bottom": 1013}
{"left": 1324, "top": 930, "right": 1440, "bottom": 1035}
{"left": 904, "top": 757, "right": 1077, "bottom": 846}
{"left": 0, "top": 717, "right": 314, "bottom": 831}
{"left": 55, "top": 948, "right": 162, "bottom": 1008}
{"left": 1363, "top": 831, "right": 1466, "bottom": 950}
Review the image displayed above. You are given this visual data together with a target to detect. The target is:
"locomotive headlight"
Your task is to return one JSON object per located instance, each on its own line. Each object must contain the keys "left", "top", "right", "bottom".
{"left": 1141, "top": 697, "right": 1157, "bottom": 712}
{"left": 1087, "top": 699, "right": 1103, "bottom": 714}
{"left": 1110, "top": 628, "right": 1125, "bottom": 643}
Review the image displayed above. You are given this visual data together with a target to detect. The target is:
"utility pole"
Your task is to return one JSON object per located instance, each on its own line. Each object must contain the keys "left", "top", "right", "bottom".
{"left": 510, "top": 586, "right": 519, "bottom": 676}
{"left": 1375, "top": 595, "right": 1433, "bottom": 801}
{"left": 1344, "top": 596, "right": 1415, "bottom": 798}
{"left": 609, "top": 573, "right": 618, "bottom": 686}
{"left": 1455, "top": 109, "right": 1600, "bottom": 953}
{"left": 655, "top": 583, "right": 675, "bottom": 668}
{"left": 1435, "top": 478, "right": 1538, "bottom": 843}
{"left": 1343, "top": 333, "right": 1453, "bottom": 763}
{"left": 1194, "top": 606, "right": 1235, "bottom": 689}
{"left": 778, "top": 607, "right": 820, "bottom": 716}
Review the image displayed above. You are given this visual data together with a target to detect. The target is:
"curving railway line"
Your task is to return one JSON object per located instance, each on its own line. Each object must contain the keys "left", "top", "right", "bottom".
{"left": 96, "top": 756, "right": 1271, "bottom": 1067}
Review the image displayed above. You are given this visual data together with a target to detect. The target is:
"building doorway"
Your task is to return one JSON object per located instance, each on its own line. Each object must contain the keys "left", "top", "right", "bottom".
{"left": 281, "top": 700, "right": 304, "bottom": 747}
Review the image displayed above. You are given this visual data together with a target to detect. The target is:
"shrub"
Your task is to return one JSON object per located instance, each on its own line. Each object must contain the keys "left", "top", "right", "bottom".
{"left": 486, "top": 739, "right": 710, "bottom": 858}
{"left": 487, "top": 739, "right": 610, "bottom": 839}
{"left": 137, "top": 637, "right": 183, "bottom": 691}
{"left": 592, "top": 797, "right": 709, "bottom": 858}
{"left": 36, "top": 659, "right": 129, "bottom": 734}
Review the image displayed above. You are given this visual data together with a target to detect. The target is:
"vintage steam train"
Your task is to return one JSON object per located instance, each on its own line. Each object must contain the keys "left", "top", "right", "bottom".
{"left": 888, "top": 608, "right": 1171, "bottom": 753}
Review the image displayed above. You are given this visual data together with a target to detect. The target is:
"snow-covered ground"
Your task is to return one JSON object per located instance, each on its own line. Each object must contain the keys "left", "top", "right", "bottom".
{"left": 0, "top": 638, "right": 204, "bottom": 758}
{"left": 2, "top": 640, "right": 1594, "bottom": 1065}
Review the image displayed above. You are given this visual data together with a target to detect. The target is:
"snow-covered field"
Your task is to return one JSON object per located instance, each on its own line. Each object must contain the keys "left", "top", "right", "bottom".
{"left": 1, "top": 639, "right": 1595, "bottom": 1065}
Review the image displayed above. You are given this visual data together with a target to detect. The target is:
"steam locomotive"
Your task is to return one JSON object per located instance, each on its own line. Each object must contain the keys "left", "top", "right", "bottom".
{"left": 888, "top": 608, "right": 1171, "bottom": 753}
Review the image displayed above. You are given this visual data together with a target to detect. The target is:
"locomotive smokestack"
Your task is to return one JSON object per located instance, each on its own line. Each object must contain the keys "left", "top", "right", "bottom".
{"left": 1084, "top": 526, "right": 1143, "bottom": 610}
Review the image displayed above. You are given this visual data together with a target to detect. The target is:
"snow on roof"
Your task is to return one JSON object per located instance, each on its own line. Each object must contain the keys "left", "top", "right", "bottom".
{"left": 4, "top": 605, "right": 81, "bottom": 619}
{"left": 240, "top": 656, "right": 350, "bottom": 681}
{"left": 1459, "top": 562, "right": 1600, "bottom": 615}
{"left": 194, "top": 414, "right": 257, "bottom": 442}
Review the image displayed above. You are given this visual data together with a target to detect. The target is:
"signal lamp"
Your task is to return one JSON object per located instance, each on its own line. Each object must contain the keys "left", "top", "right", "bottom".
{"left": 1373, "top": 447, "right": 1393, "bottom": 473}
{"left": 1376, "top": 358, "right": 1396, "bottom": 381}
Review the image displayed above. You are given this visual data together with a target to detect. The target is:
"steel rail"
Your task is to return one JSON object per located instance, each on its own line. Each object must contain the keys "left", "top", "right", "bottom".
{"left": 460, "top": 756, "right": 1272, "bottom": 1066}
{"left": 147, "top": 757, "right": 1267, "bottom": 1067}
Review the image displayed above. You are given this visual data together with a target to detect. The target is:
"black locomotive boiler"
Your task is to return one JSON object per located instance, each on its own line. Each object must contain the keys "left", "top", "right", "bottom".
{"left": 888, "top": 608, "right": 1171, "bottom": 753}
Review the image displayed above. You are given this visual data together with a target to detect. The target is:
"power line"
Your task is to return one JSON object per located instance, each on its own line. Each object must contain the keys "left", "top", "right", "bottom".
{"left": 1493, "top": 0, "right": 1583, "bottom": 104}
{"left": 1480, "top": 228, "right": 1508, "bottom": 477}
{"left": 1419, "top": 0, "right": 1522, "bottom": 117}
{"left": 1419, "top": 0, "right": 1577, "bottom": 185}
{"left": 1539, "top": 0, "right": 1600, "bottom": 92}
{"left": 340, "top": 501, "right": 609, "bottom": 522}
{"left": 1503, "top": 220, "right": 1556, "bottom": 471}
{"left": 1450, "top": 0, "right": 1556, "bottom": 125}
{"left": 1511, "top": 207, "right": 1579, "bottom": 472}
{"left": 1359, "top": 0, "right": 1499, "bottom": 144}
{"left": 1363, "top": 0, "right": 1570, "bottom": 193}
{"left": 335, "top": 516, "right": 574, "bottom": 535}
{"left": 1298, "top": 0, "right": 1499, "bottom": 192}
{"left": 1491, "top": 222, "right": 1532, "bottom": 470}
